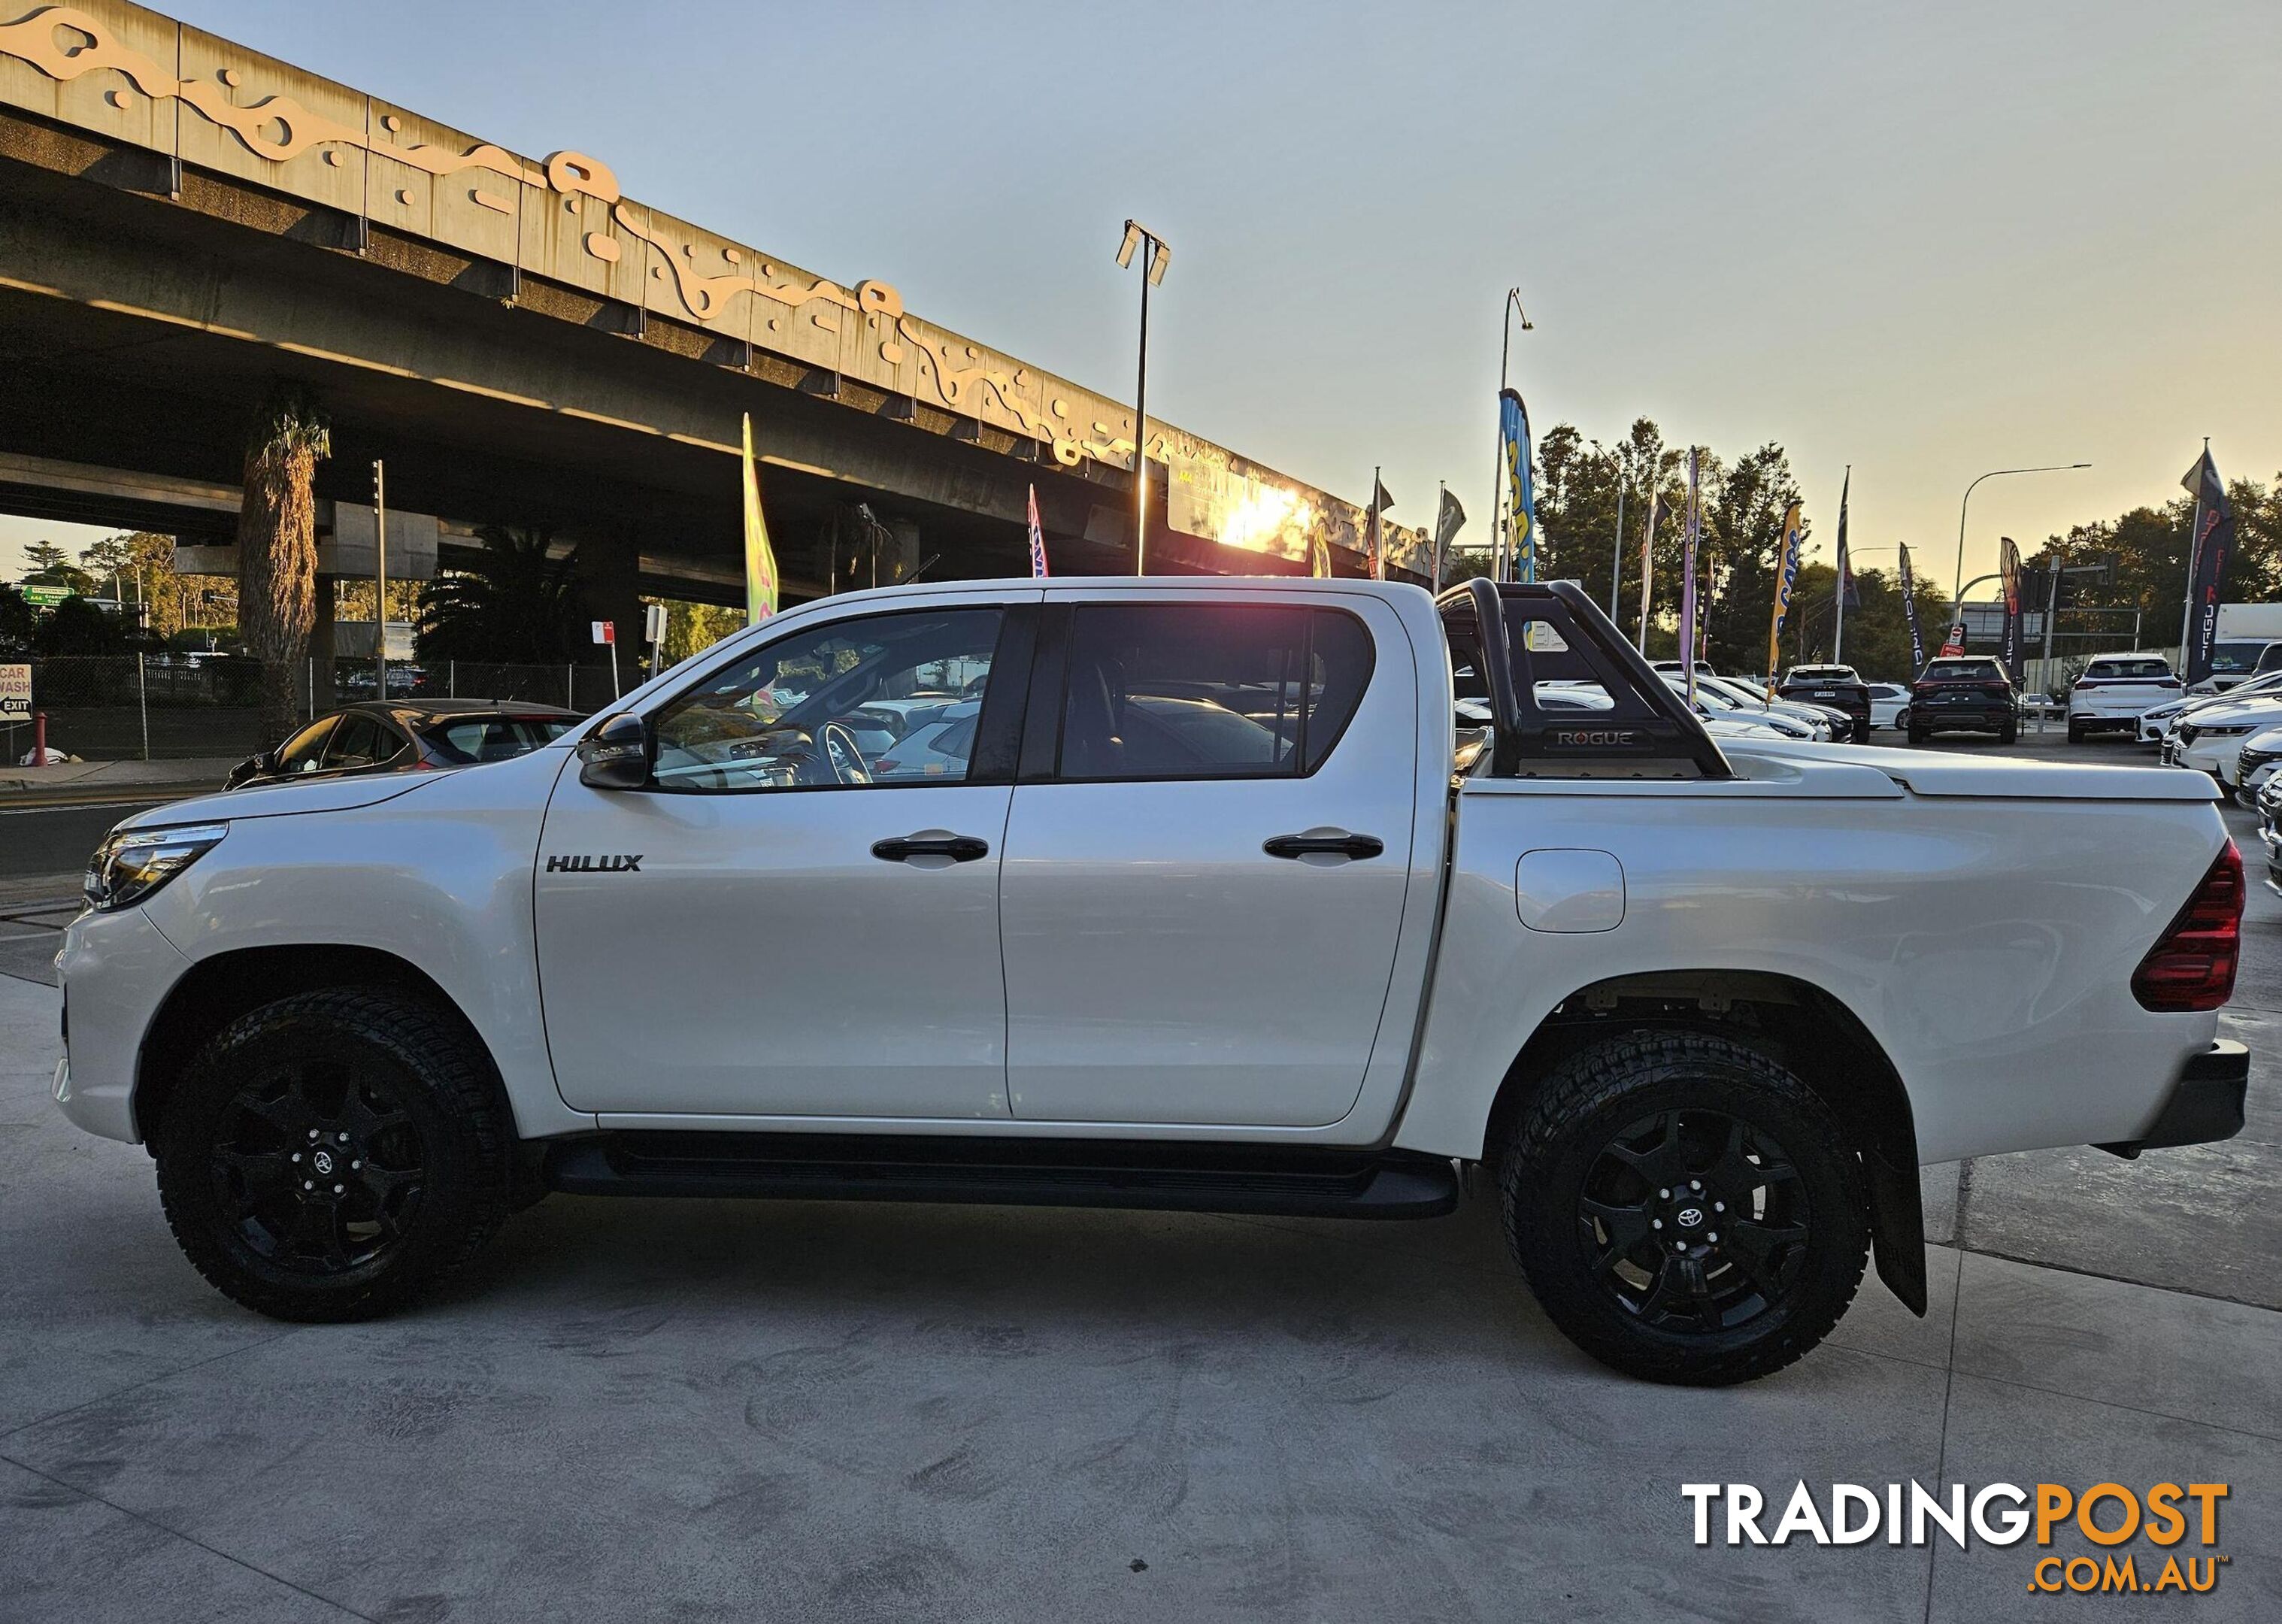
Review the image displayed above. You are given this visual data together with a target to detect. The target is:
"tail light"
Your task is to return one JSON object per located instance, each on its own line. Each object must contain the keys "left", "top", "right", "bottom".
{"left": 2132, "top": 842, "right": 2243, "bottom": 1012}
{"left": 2074, "top": 679, "right": 2099, "bottom": 691}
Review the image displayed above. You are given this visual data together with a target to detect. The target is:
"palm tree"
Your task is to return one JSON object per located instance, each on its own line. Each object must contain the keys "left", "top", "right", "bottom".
{"left": 415, "top": 526, "right": 586, "bottom": 664}
{"left": 237, "top": 389, "right": 329, "bottom": 742}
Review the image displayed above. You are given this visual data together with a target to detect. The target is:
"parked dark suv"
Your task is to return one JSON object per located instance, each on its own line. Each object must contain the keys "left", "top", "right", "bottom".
{"left": 1776, "top": 663, "right": 1872, "bottom": 742}
{"left": 1907, "top": 656, "right": 2017, "bottom": 744}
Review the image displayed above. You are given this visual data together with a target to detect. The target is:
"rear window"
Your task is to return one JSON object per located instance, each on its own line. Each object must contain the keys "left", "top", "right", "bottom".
{"left": 2208, "top": 641, "right": 2280, "bottom": 676}
{"left": 2086, "top": 658, "right": 2172, "bottom": 679}
{"left": 1920, "top": 659, "right": 2003, "bottom": 682}
{"left": 1059, "top": 604, "right": 1374, "bottom": 780}
{"left": 425, "top": 717, "right": 576, "bottom": 762}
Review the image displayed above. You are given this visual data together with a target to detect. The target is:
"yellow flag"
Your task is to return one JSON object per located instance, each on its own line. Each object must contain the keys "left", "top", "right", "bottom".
{"left": 1311, "top": 529, "right": 1331, "bottom": 578}
{"left": 742, "top": 413, "right": 777, "bottom": 625}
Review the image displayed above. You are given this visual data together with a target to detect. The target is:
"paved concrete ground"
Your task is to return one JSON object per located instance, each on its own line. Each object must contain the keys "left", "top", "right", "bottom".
{"left": 2, "top": 727, "right": 2275, "bottom": 1621}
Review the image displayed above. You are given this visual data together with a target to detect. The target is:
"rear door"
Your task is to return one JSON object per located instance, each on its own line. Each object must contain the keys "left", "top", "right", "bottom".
{"left": 997, "top": 591, "right": 1417, "bottom": 1127}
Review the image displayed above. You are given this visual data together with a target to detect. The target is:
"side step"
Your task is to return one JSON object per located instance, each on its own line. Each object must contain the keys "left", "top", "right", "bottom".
{"left": 542, "top": 1132, "right": 1459, "bottom": 1221}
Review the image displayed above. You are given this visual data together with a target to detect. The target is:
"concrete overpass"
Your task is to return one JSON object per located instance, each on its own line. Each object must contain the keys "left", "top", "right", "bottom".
{"left": 0, "top": 0, "right": 1429, "bottom": 662}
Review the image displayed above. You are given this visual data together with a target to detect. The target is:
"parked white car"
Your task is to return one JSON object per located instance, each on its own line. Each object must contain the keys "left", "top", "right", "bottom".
{"left": 2164, "top": 694, "right": 2282, "bottom": 789}
{"left": 2145, "top": 668, "right": 2282, "bottom": 744}
{"left": 1662, "top": 677, "right": 1823, "bottom": 741}
{"left": 56, "top": 579, "right": 2247, "bottom": 1388}
{"left": 2230, "top": 724, "right": 2282, "bottom": 807}
{"left": 1865, "top": 683, "right": 1911, "bottom": 731}
{"left": 2068, "top": 654, "right": 2181, "bottom": 742}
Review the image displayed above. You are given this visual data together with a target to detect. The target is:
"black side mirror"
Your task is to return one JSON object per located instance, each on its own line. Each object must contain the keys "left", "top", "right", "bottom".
{"left": 578, "top": 712, "right": 651, "bottom": 789}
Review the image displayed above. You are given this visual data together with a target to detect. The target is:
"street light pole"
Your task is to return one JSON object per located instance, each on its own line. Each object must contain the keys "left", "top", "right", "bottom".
{"left": 1117, "top": 220, "right": 1170, "bottom": 575}
{"left": 372, "top": 458, "right": 388, "bottom": 701}
{"left": 1951, "top": 462, "right": 2090, "bottom": 617}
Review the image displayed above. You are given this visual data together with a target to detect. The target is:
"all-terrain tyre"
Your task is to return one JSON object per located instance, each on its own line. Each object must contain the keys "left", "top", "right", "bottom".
{"left": 1499, "top": 1030, "right": 1869, "bottom": 1386}
{"left": 153, "top": 987, "right": 512, "bottom": 1323}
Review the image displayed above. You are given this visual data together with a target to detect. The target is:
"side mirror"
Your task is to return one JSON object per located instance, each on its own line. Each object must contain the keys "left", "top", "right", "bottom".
{"left": 226, "top": 756, "right": 262, "bottom": 789}
{"left": 578, "top": 712, "right": 652, "bottom": 789}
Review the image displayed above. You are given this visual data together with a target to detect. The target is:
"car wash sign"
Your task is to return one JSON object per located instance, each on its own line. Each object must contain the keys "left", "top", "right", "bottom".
{"left": 0, "top": 663, "right": 29, "bottom": 725}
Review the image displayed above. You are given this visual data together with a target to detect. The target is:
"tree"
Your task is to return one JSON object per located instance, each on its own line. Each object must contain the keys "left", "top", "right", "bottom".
{"left": 415, "top": 526, "right": 587, "bottom": 665}
{"left": 20, "top": 539, "right": 95, "bottom": 598}
{"left": 35, "top": 595, "right": 123, "bottom": 656}
{"left": 0, "top": 583, "right": 36, "bottom": 654}
{"left": 237, "top": 389, "right": 330, "bottom": 742}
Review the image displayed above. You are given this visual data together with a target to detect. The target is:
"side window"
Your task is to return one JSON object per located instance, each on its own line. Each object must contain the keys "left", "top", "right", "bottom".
{"left": 650, "top": 607, "right": 1005, "bottom": 791}
{"left": 1059, "top": 604, "right": 1373, "bottom": 782}
{"left": 323, "top": 714, "right": 387, "bottom": 769}
{"left": 274, "top": 719, "right": 335, "bottom": 773}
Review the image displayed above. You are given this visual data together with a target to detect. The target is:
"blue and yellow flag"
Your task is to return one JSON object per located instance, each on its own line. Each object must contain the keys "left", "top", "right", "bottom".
{"left": 1767, "top": 501, "right": 1804, "bottom": 682}
{"left": 742, "top": 413, "right": 777, "bottom": 625}
{"left": 1499, "top": 389, "right": 1537, "bottom": 582}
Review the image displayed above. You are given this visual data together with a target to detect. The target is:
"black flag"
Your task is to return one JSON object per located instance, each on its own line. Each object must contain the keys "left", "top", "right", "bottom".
{"left": 1898, "top": 542, "right": 1926, "bottom": 671}
{"left": 1999, "top": 538, "right": 2026, "bottom": 687}
{"left": 2182, "top": 450, "right": 2235, "bottom": 686}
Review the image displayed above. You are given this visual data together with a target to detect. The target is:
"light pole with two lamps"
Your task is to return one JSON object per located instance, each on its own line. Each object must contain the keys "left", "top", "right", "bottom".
{"left": 1116, "top": 220, "right": 1171, "bottom": 574}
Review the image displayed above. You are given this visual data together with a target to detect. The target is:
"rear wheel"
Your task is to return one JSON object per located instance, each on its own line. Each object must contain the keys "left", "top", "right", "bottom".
{"left": 1499, "top": 1030, "right": 1868, "bottom": 1385}
{"left": 1906, "top": 721, "right": 1928, "bottom": 744}
{"left": 1999, "top": 717, "right": 2019, "bottom": 745}
{"left": 2067, "top": 718, "right": 2086, "bottom": 744}
{"left": 1850, "top": 718, "right": 1872, "bottom": 744}
{"left": 153, "top": 988, "right": 511, "bottom": 1323}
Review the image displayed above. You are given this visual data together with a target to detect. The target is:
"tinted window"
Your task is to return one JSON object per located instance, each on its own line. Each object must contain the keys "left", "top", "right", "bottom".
{"left": 2086, "top": 658, "right": 2171, "bottom": 679}
{"left": 651, "top": 608, "right": 1003, "bottom": 791}
{"left": 1059, "top": 604, "right": 1371, "bottom": 781}
{"left": 427, "top": 717, "right": 576, "bottom": 762}
{"left": 274, "top": 718, "right": 335, "bottom": 774}
{"left": 323, "top": 714, "right": 392, "bottom": 768}
{"left": 1922, "top": 659, "right": 2002, "bottom": 681}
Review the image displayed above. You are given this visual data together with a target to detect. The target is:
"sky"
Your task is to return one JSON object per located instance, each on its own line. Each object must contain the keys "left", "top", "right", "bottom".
{"left": 5, "top": 0, "right": 2278, "bottom": 596}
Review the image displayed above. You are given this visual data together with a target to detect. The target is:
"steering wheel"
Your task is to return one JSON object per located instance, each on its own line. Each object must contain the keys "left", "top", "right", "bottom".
{"left": 817, "top": 720, "right": 872, "bottom": 786}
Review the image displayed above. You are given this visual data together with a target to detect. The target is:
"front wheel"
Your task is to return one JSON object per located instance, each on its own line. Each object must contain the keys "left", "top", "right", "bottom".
{"left": 1499, "top": 1030, "right": 1869, "bottom": 1385}
{"left": 154, "top": 987, "right": 512, "bottom": 1323}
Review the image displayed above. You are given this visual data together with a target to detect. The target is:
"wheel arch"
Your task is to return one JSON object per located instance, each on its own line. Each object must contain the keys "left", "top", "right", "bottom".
{"left": 1484, "top": 967, "right": 1929, "bottom": 1315}
{"left": 133, "top": 944, "right": 508, "bottom": 1150}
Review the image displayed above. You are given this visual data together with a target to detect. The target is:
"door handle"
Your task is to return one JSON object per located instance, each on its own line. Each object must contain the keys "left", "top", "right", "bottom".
{"left": 871, "top": 832, "right": 990, "bottom": 863}
{"left": 1262, "top": 831, "right": 1384, "bottom": 861}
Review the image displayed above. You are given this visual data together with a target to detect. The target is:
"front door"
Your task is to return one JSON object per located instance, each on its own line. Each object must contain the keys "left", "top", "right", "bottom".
{"left": 998, "top": 594, "right": 1420, "bottom": 1127}
{"left": 535, "top": 596, "right": 1032, "bottom": 1120}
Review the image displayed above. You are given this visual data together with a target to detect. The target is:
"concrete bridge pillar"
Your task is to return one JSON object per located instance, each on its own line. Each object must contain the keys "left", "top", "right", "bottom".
{"left": 581, "top": 531, "right": 646, "bottom": 689}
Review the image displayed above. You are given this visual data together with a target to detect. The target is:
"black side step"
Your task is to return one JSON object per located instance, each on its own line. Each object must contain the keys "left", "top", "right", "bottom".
{"left": 542, "top": 1132, "right": 1459, "bottom": 1220}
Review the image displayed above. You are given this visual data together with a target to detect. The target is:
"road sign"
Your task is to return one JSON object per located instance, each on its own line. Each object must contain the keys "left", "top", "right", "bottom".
{"left": 0, "top": 663, "right": 28, "bottom": 723}
{"left": 19, "top": 584, "right": 68, "bottom": 607}
{"left": 644, "top": 603, "right": 666, "bottom": 644}
{"left": 590, "top": 620, "right": 614, "bottom": 645}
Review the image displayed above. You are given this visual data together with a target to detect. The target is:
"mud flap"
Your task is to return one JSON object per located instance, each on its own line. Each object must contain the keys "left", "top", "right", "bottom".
{"left": 1863, "top": 1151, "right": 1928, "bottom": 1316}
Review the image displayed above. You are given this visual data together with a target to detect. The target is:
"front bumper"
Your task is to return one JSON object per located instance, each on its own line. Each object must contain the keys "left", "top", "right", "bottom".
{"left": 52, "top": 902, "right": 190, "bottom": 1144}
{"left": 2095, "top": 1041, "right": 2250, "bottom": 1157}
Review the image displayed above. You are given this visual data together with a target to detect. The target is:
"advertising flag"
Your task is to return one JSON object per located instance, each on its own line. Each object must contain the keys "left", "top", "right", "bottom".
{"left": 1999, "top": 536, "right": 2025, "bottom": 687}
{"left": 1026, "top": 483, "right": 1050, "bottom": 577}
{"left": 1898, "top": 541, "right": 1926, "bottom": 671}
{"left": 1834, "top": 472, "right": 1858, "bottom": 608}
{"left": 2181, "top": 449, "right": 2235, "bottom": 686}
{"left": 1767, "top": 501, "right": 1805, "bottom": 686}
{"left": 1680, "top": 449, "right": 1701, "bottom": 704}
{"left": 1310, "top": 530, "right": 1332, "bottom": 579}
{"left": 1498, "top": 389, "right": 1537, "bottom": 583}
{"left": 1365, "top": 473, "right": 1394, "bottom": 581}
{"left": 741, "top": 413, "right": 778, "bottom": 625}
{"left": 1637, "top": 489, "right": 1659, "bottom": 650}
{"left": 1433, "top": 487, "right": 1467, "bottom": 585}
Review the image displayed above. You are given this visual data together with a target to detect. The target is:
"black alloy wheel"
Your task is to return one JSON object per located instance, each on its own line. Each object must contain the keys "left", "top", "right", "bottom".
{"left": 1576, "top": 1108, "right": 1808, "bottom": 1334}
{"left": 156, "top": 988, "right": 511, "bottom": 1321}
{"left": 1500, "top": 1029, "right": 1869, "bottom": 1384}
{"left": 208, "top": 1051, "right": 428, "bottom": 1275}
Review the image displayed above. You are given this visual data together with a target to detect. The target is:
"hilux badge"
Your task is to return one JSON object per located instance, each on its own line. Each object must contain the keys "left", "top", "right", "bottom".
{"left": 544, "top": 854, "right": 644, "bottom": 873}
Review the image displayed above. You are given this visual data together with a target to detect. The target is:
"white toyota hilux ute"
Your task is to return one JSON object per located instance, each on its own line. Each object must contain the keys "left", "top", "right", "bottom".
{"left": 54, "top": 579, "right": 2250, "bottom": 1386}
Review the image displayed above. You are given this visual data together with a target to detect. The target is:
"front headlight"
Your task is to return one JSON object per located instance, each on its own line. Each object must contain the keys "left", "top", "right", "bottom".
{"left": 83, "top": 823, "right": 229, "bottom": 913}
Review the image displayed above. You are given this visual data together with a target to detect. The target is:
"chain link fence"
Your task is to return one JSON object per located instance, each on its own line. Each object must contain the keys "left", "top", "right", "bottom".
{"left": 5, "top": 655, "right": 638, "bottom": 763}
